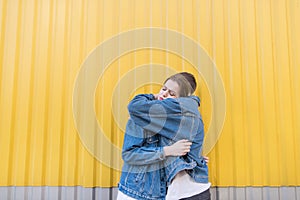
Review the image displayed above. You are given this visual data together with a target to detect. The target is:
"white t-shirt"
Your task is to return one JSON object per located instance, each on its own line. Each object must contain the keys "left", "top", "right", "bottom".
{"left": 116, "top": 190, "right": 136, "bottom": 200}
{"left": 166, "top": 170, "right": 211, "bottom": 200}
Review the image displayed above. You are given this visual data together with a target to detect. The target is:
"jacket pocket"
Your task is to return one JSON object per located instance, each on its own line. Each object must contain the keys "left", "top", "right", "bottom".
{"left": 144, "top": 131, "right": 159, "bottom": 145}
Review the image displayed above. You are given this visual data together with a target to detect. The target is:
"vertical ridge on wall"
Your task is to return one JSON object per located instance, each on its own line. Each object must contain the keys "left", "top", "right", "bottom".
{"left": 239, "top": 0, "right": 249, "bottom": 185}
{"left": 8, "top": 0, "right": 23, "bottom": 186}
{"left": 269, "top": 0, "right": 283, "bottom": 186}
{"left": 235, "top": 0, "right": 248, "bottom": 186}
{"left": 57, "top": 0, "right": 69, "bottom": 187}
{"left": 272, "top": 0, "right": 296, "bottom": 185}
{"left": 23, "top": 0, "right": 37, "bottom": 186}
{"left": 258, "top": 0, "right": 278, "bottom": 185}
{"left": 284, "top": 0, "right": 299, "bottom": 185}
{"left": 253, "top": 0, "right": 266, "bottom": 186}
{"left": 243, "top": 0, "right": 264, "bottom": 185}
{"left": 290, "top": 0, "right": 300, "bottom": 184}
{"left": 42, "top": 0, "right": 53, "bottom": 186}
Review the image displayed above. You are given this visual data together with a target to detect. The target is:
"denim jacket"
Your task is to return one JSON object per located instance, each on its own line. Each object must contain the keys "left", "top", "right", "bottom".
{"left": 118, "top": 94, "right": 208, "bottom": 200}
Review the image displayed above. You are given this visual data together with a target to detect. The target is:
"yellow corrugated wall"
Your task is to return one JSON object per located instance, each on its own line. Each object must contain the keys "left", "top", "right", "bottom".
{"left": 0, "top": 0, "right": 299, "bottom": 188}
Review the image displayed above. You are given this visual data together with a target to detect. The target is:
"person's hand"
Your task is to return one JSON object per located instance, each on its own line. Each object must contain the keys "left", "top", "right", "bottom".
{"left": 163, "top": 139, "right": 192, "bottom": 156}
{"left": 203, "top": 156, "right": 209, "bottom": 163}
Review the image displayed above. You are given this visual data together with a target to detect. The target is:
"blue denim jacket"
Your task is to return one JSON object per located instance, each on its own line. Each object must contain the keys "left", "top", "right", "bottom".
{"left": 118, "top": 94, "right": 208, "bottom": 200}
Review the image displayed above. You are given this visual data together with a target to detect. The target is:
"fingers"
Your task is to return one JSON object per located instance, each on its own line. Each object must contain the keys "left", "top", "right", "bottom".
{"left": 177, "top": 139, "right": 192, "bottom": 146}
{"left": 178, "top": 139, "right": 191, "bottom": 156}
{"left": 170, "top": 139, "right": 192, "bottom": 156}
{"left": 203, "top": 156, "right": 209, "bottom": 163}
{"left": 180, "top": 144, "right": 191, "bottom": 156}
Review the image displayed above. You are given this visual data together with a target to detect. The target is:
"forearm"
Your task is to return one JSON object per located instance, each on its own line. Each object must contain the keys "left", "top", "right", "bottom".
{"left": 122, "top": 146, "right": 166, "bottom": 165}
{"left": 122, "top": 144, "right": 191, "bottom": 165}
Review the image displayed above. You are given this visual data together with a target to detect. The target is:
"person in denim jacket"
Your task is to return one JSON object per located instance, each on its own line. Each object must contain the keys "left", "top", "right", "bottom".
{"left": 118, "top": 72, "right": 210, "bottom": 200}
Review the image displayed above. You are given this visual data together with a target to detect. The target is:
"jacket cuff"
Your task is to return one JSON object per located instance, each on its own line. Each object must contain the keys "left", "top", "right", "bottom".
{"left": 159, "top": 147, "right": 166, "bottom": 160}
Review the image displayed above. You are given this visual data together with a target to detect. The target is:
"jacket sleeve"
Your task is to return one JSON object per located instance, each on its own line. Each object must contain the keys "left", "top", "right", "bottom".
{"left": 121, "top": 132, "right": 166, "bottom": 165}
{"left": 128, "top": 94, "right": 198, "bottom": 141}
{"left": 128, "top": 94, "right": 182, "bottom": 117}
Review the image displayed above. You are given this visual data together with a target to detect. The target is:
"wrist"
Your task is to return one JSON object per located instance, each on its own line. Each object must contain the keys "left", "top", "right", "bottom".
{"left": 163, "top": 146, "right": 170, "bottom": 156}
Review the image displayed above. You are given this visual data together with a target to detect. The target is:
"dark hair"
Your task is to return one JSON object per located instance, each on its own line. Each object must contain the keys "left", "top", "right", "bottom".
{"left": 179, "top": 72, "right": 197, "bottom": 93}
{"left": 164, "top": 72, "right": 197, "bottom": 97}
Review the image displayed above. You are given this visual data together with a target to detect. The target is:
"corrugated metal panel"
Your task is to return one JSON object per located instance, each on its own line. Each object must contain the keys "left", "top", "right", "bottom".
{"left": 0, "top": 0, "right": 299, "bottom": 195}
{"left": 208, "top": 0, "right": 300, "bottom": 187}
{"left": 0, "top": 186, "right": 119, "bottom": 200}
{"left": 0, "top": 186, "right": 299, "bottom": 200}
